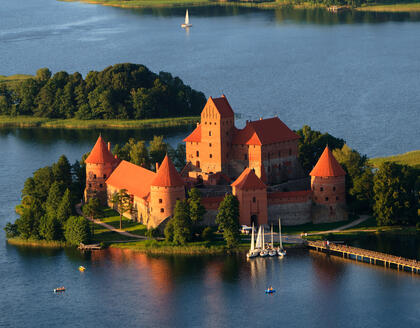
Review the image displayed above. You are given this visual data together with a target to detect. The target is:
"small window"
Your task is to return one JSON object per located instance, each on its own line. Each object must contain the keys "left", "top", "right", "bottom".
{"left": 103, "top": 174, "right": 106, "bottom": 179}
{"left": 320, "top": 187, "right": 323, "bottom": 192}
{"left": 226, "top": 131, "right": 229, "bottom": 136}
{"left": 244, "top": 154, "right": 248, "bottom": 160}
{"left": 209, "top": 143, "right": 212, "bottom": 147}
{"left": 209, "top": 131, "right": 212, "bottom": 136}
{"left": 289, "top": 149, "right": 292, "bottom": 156}
{"left": 336, "top": 196, "right": 339, "bottom": 200}
{"left": 159, "top": 199, "right": 162, "bottom": 204}
{"left": 268, "top": 166, "right": 271, "bottom": 172}
{"left": 88, "top": 183, "right": 92, "bottom": 188}
{"left": 210, "top": 122, "right": 212, "bottom": 125}
{"left": 253, "top": 197, "right": 256, "bottom": 203}
{"left": 313, "top": 186, "right": 315, "bottom": 191}
{"left": 196, "top": 151, "right": 199, "bottom": 157}
{"left": 99, "top": 184, "right": 103, "bottom": 188}
{"left": 93, "top": 174, "right": 97, "bottom": 179}
{"left": 210, "top": 154, "right": 213, "bottom": 158}
{"left": 160, "top": 208, "right": 164, "bottom": 213}
{"left": 325, "top": 197, "right": 329, "bottom": 201}
{"left": 333, "top": 186, "right": 336, "bottom": 191}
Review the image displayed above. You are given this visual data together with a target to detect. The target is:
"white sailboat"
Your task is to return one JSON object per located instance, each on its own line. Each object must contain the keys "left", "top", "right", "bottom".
{"left": 260, "top": 225, "right": 268, "bottom": 257}
{"left": 246, "top": 223, "right": 259, "bottom": 258}
{"left": 181, "top": 9, "right": 192, "bottom": 28}
{"left": 277, "top": 218, "right": 286, "bottom": 257}
{"left": 269, "top": 225, "right": 276, "bottom": 256}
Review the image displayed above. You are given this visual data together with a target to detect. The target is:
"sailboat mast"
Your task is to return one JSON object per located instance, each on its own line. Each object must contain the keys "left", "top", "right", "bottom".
{"left": 262, "top": 226, "right": 265, "bottom": 249}
{"left": 271, "top": 225, "right": 274, "bottom": 247}
{"left": 185, "top": 10, "right": 189, "bottom": 25}
{"left": 251, "top": 223, "right": 255, "bottom": 251}
{"left": 279, "top": 218, "right": 283, "bottom": 250}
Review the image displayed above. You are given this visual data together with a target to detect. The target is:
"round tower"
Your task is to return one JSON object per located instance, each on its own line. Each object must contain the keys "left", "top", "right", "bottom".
{"left": 310, "top": 146, "right": 346, "bottom": 220}
{"left": 84, "top": 135, "right": 119, "bottom": 205}
{"left": 149, "top": 155, "right": 185, "bottom": 228}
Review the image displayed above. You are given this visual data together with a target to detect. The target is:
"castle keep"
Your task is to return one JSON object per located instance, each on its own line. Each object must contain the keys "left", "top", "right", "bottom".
{"left": 85, "top": 95, "right": 347, "bottom": 228}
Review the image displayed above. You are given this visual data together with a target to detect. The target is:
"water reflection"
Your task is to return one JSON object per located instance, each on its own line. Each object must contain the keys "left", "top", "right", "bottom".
{"left": 120, "top": 6, "right": 420, "bottom": 24}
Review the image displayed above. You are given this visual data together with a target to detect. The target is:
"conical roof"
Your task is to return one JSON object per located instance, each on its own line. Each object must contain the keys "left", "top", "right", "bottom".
{"left": 310, "top": 146, "right": 346, "bottom": 177}
{"left": 85, "top": 135, "right": 117, "bottom": 164}
{"left": 231, "top": 168, "right": 266, "bottom": 190}
{"left": 151, "top": 155, "right": 184, "bottom": 187}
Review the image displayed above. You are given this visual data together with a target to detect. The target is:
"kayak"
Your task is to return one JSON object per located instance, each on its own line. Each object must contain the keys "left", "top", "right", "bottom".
{"left": 54, "top": 287, "right": 66, "bottom": 292}
{"left": 265, "top": 289, "right": 276, "bottom": 294}
{"left": 79, "top": 266, "right": 86, "bottom": 272}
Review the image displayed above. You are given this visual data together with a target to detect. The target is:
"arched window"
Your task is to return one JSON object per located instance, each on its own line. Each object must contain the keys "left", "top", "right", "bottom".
{"left": 103, "top": 174, "right": 106, "bottom": 179}
{"left": 196, "top": 151, "right": 199, "bottom": 157}
{"left": 159, "top": 199, "right": 162, "bottom": 204}
{"left": 209, "top": 131, "right": 212, "bottom": 136}
{"left": 160, "top": 208, "right": 164, "bottom": 213}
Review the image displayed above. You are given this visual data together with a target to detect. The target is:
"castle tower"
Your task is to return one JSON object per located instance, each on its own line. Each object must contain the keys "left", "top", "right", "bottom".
{"left": 231, "top": 168, "right": 268, "bottom": 226}
{"left": 149, "top": 155, "right": 186, "bottom": 228}
{"left": 84, "top": 135, "right": 119, "bottom": 204}
{"left": 185, "top": 95, "right": 235, "bottom": 175}
{"left": 310, "top": 146, "right": 346, "bottom": 221}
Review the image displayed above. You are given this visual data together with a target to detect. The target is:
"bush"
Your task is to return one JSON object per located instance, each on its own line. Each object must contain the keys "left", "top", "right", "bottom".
{"left": 201, "top": 227, "right": 214, "bottom": 241}
{"left": 64, "top": 216, "right": 91, "bottom": 245}
{"left": 4, "top": 222, "right": 18, "bottom": 239}
{"left": 145, "top": 227, "right": 160, "bottom": 238}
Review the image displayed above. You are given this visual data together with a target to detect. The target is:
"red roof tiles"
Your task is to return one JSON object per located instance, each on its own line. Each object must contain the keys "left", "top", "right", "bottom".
{"left": 232, "top": 117, "right": 300, "bottom": 146}
{"left": 310, "top": 146, "right": 346, "bottom": 177}
{"left": 231, "top": 168, "right": 266, "bottom": 190}
{"left": 85, "top": 135, "right": 118, "bottom": 164}
{"left": 106, "top": 160, "right": 156, "bottom": 199}
{"left": 151, "top": 155, "right": 185, "bottom": 187}
{"left": 210, "top": 95, "right": 234, "bottom": 118}
{"left": 183, "top": 124, "right": 201, "bottom": 142}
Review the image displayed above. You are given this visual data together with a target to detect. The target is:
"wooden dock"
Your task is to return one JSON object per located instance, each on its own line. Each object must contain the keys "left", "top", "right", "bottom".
{"left": 307, "top": 240, "right": 420, "bottom": 274}
{"left": 78, "top": 243, "right": 102, "bottom": 251}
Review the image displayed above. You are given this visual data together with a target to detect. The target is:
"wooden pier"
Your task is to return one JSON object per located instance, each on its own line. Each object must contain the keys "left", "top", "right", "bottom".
{"left": 307, "top": 240, "right": 420, "bottom": 274}
{"left": 78, "top": 243, "right": 102, "bottom": 251}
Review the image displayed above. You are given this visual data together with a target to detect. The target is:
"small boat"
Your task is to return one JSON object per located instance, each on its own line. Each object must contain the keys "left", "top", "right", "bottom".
{"left": 260, "top": 250, "right": 269, "bottom": 257}
{"left": 259, "top": 225, "right": 268, "bottom": 257}
{"left": 269, "top": 250, "right": 277, "bottom": 257}
{"left": 79, "top": 266, "right": 86, "bottom": 272}
{"left": 54, "top": 287, "right": 66, "bottom": 293}
{"left": 181, "top": 9, "right": 192, "bottom": 28}
{"left": 268, "top": 225, "right": 276, "bottom": 256}
{"left": 265, "top": 287, "right": 276, "bottom": 294}
{"left": 246, "top": 223, "right": 260, "bottom": 258}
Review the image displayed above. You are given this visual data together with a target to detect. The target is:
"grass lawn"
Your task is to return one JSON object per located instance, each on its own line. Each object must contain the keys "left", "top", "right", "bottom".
{"left": 96, "top": 208, "right": 148, "bottom": 236}
{"left": 0, "top": 74, "right": 33, "bottom": 86}
{"left": 0, "top": 115, "right": 199, "bottom": 130}
{"left": 369, "top": 150, "right": 420, "bottom": 169}
{"left": 282, "top": 219, "right": 351, "bottom": 235}
{"left": 358, "top": 2, "right": 420, "bottom": 12}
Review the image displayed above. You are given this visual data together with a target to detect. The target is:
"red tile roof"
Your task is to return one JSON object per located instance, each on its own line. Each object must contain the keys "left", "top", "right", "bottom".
{"left": 231, "top": 168, "right": 266, "bottom": 190}
{"left": 232, "top": 117, "right": 300, "bottom": 145}
{"left": 310, "top": 146, "right": 346, "bottom": 177}
{"left": 183, "top": 124, "right": 201, "bottom": 142}
{"left": 210, "top": 95, "right": 234, "bottom": 118}
{"left": 106, "top": 160, "right": 156, "bottom": 199}
{"left": 151, "top": 155, "right": 185, "bottom": 187}
{"left": 85, "top": 135, "right": 118, "bottom": 164}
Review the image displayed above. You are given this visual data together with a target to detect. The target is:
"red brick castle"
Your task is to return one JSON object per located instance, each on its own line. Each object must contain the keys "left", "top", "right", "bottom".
{"left": 85, "top": 95, "right": 347, "bottom": 228}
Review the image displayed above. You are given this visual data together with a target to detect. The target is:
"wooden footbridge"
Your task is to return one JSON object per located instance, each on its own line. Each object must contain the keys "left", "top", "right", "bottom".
{"left": 307, "top": 240, "right": 420, "bottom": 274}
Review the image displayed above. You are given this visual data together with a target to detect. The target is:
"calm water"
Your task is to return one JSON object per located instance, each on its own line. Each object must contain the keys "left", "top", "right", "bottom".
{"left": 1, "top": 1, "right": 420, "bottom": 327}
{"left": 1, "top": 0, "right": 419, "bottom": 157}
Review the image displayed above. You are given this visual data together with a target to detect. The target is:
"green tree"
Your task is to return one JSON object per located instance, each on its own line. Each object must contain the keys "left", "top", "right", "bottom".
{"left": 188, "top": 188, "right": 206, "bottom": 233}
{"left": 129, "top": 140, "right": 150, "bottom": 168}
{"left": 164, "top": 219, "right": 175, "bottom": 242}
{"left": 83, "top": 198, "right": 102, "bottom": 237}
{"left": 4, "top": 222, "right": 18, "bottom": 239}
{"left": 35, "top": 68, "right": 52, "bottom": 84}
{"left": 373, "top": 162, "right": 417, "bottom": 226}
{"left": 56, "top": 189, "right": 73, "bottom": 224}
{"left": 22, "top": 166, "right": 54, "bottom": 202}
{"left": 148, "top": 136, "right": 167, "bottom": 168}
{"left": 45, "top": 181, "right": 65, "bottom": 219}
{"left": 171, "top": 200, "right": 191, "bottom": 245}
{"left": 52, "top": 155, "right": 72, "bottom": 188}
{"left": 216, "top": 194, "right": 240, "bottom": 249}
{"left": 64, "top": 216, "right": 91, "bottom": 245}
{"left": 15, "top": 200, "right": 44, "bottom": 239}
{"left": 111, "top": 189, "right": 132, "bottom": 229}
{"left": 39, "top": 215, "right": 61, "bottom": 241}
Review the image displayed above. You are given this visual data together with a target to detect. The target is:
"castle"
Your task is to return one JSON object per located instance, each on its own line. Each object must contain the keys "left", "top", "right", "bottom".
{"left": 84, "top": 95, "right": 347, "bottom": 228}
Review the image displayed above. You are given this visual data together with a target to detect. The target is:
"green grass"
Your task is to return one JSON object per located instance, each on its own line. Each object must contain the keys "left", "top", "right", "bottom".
{"left": 358, "top": 2, "right": 420, "bottom": 12}
{"left": 7, "top": 237, "right": 69, "bottom": 248}
{"left": 0, "top": 74, "right": 33, "bottom": 86}
{"left": 97, "top": 208, "right": 148, "bottom": 236}
{"left": 282, "top": 219, "right": 350, "bottom": 235}
{"left": 369, "top": 150, "right": 420, "bottom": 169}
{"left": 0, "top": 115, "right": 198, "bottom": 130}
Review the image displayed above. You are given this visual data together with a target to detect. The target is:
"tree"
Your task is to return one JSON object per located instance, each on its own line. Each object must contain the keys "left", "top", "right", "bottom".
{"left": 129, "top": 140, "right": 149, "bottom": 168}
{"left": 45, "top": 181, "right": 65, "bottom": 219}
{"left": 56, "top": 189, "right": 73, "bottom": 224}
{"left": 216, "top": 194, "right": 240, "bottom": 248}
{"left": 4, "top": 222, "right": 18, "bottom": 239}
{"left": 15, "top": 200, "right": 44, "bottom": 239}
{"left": 149, "top": 136, "right": 167, "bottom": 168}
{"left": 52, "top": 155, "right": 72, "bottom": 188}
{"left": 64, "top": 216, "right": 91, "bottom": 245}
{"left": 39, "top": 215, "right": 61, "bottom": 241}
{"left": 373, "top": 162, "right": 417, "bottom": 226}
{"left": 188, "top": 188, "right": 206, "bottom": 233}
{"left": 36, "top": 68, "right": 52, "bottom": 84}
{"left": 111, "top": 189, "right": 132, "bottom": 229}
{"left": 164, "top": 219, "right": 175, "bottom": 242}
{"left": 171, "top": 200, "right": 191, "bottom": 245}
{"left": 83, "top": 198, "right": 102, "bottom": 237}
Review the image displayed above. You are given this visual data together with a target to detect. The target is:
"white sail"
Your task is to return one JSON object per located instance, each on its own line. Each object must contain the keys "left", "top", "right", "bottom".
{"left": 279, "top": 218, "right": 283, "bottom": 250}
{"left": 255, "top": 226, "right": 262, "bottom": 249}
{"left": 250, "top": 223, "right": 255, "bottom": 251}
{"left": 262, "top": 226, "right": 265, "bottom": 249}
{"left": 271, "top": 225, "right": 274, "bottom": 247}
{"left": 185, "top": 10, "right": 189, "bottom": 25}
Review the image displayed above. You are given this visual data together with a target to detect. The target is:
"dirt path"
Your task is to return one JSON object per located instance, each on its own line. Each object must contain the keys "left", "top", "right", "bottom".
{"left": 76, "top": 203, "right": 147, "bottom": 240}
{"left": 305, "top": 215, "right": 370, "bottom": 236}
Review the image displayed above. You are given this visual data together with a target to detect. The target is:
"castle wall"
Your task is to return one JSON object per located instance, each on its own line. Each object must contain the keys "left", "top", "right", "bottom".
{"left": 85, "top": 162, "right": 117, "bottom": 204}
{"left": 268, "top": 191, "right": 312, "bottom": 225}
{"left": 311, "top": 176, "right": 346, "bottom": 206}
{"left": 201, "top": 196, "right": 223, "bottom": 226}
{"left": 233, "top": 187, "right": 268, "bottom": 226}
{"left": 311, "top": 203, "right": 348, "bottom": 224}
{"left": 149, "top": 185, "right": 185, "bottom": 228}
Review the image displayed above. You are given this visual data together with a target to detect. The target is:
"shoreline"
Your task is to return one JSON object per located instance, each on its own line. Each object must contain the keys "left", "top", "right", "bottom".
{"left": 60, "top": 0, "right": 420, "bottom": 13}
{"left": 0, "top": 115, "right": 199, "bottom": 130}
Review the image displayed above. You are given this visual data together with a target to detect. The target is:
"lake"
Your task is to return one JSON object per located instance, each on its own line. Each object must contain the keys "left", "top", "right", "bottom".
{"left": 0, "top": 1, "right": 420, "bottom": 327}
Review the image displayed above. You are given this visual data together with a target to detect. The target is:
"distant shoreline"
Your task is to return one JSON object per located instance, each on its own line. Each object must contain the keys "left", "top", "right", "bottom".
{"left": 0, "top": 115, "right": 199, "bottom": 130}
{"left": 60, "top": 0, "right": 420, "bottom": 13}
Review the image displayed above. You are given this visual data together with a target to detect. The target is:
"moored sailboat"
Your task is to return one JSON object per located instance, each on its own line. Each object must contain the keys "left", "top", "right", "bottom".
{"left": 260, "top": 226, "right": 268, "bottom": 257}
{"left": 269, "top": 225, "right": 276, "bottom": 256}
{"left": 181, "top": 9, "right": 192, "bottom": 28}
{"left": 277, "top": 218, "right": 286, "bottom": 257}
{"left": 246, "top": 223, "right": 259, "bottom": 258}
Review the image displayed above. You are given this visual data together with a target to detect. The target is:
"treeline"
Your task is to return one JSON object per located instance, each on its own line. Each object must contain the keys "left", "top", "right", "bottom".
{"left": 0, "top": 63, "right": 206, "bottom": 120}
{"left": 297, "top": 125, "right": 419, "bottom": 226}
{"left": 282, "top": 0, "right": 378, "bottom": 8}
{"left": 4, "top": 155, "right": 91, "bottom": 245}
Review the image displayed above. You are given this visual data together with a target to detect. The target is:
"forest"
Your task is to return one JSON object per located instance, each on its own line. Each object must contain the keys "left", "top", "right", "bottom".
{"left": 0, "top": 63, "right": 206, "bottom": 120}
